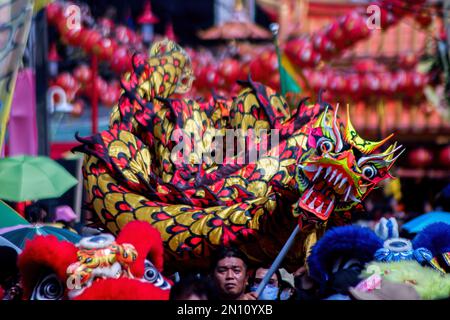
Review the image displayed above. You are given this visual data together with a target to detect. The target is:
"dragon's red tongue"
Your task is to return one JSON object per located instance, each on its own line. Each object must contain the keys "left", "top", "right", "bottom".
{"left": 299, "top": 186, "right": 335, "bottom": 220}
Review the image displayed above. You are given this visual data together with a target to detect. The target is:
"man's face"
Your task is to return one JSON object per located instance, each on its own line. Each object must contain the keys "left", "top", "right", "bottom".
{"left": 213, "top": 257, "right": 248, "bottom": 299}
{"left": 254, "top": 268, "right": 279, "bottom": 288}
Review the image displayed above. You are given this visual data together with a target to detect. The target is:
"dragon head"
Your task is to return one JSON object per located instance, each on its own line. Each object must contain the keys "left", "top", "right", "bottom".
{"left": 294, "top": 104, "right": 403, "bottom": 221}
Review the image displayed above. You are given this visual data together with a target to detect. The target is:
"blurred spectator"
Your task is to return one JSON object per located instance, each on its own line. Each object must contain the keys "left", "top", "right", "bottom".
{"left": 24, "top": 202, "right": 48, "bottom": 223}
{"left": 248, "top": 266, "right": 281, "bottom": 300}
{"left": 293, "top": 266, "right": 319, "bottom": 300}
{"left": 210, "top": 247, "right": 256, "bottom": 300}
{"left": 279, "top": 268, "right": 296, "bottom": 300}
{"left": 53, "top": 205, "right": 77, "bottom": 230}
{"left": 0, "top": 246, "right": 22, "bottom": 300}
{"left": 170, "top": 274, "right": 215, "bottom": 300}
{"left": 79, "top": 209, "right": 103, "bottom": 236}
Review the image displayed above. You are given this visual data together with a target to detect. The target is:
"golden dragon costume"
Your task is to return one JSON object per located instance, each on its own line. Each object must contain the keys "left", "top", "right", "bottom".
{"left": 74, "top": 40, "right": 403, "bottom": 272}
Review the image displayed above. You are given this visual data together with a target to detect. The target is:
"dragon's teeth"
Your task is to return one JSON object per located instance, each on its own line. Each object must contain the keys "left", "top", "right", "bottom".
{"left": 303, "top": 165, "right": 318, "bottom": 172}
{"left": 312, "top": 166, "right": 323, "bottom": 181}
{"left": 325, "top": 199, "right": 334, "bottom": 215}
{"left": 344, "top": 185, "right": 352, "bottom": 202}
{"left": 309, "top": 197, "right": 316, "bottom": 209}
{"left": 324, "top": 167, "right": 332, "bottom": 179}
{"left": 349, "top": 193, "right": 361, "bottom": 203}
{"left": 329, "top": 169, "right": 337, "bottom": 182}
{"left": 316, "top": 202, "right": 324, "bottom": 213}
{"left": 339, "top": 178, "right": 347, "bottom": 189}
{"left": 304, "top": 188, "right": 313, "bottom": 202}
{"left": 334, "top": 173, "right": 343, "bottom": 185}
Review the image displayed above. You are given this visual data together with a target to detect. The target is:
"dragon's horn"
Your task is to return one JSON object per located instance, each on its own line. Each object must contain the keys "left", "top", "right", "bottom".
{"left": 344, "top": 104, "right": 393, "bottom": 154}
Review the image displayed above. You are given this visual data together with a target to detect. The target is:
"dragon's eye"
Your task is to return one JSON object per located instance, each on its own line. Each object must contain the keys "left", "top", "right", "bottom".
{"left": 362, "top": 164, "right": 377, "bottom": 179}
{"left": 317, "top": 138, "right": 334, "bottom": 154}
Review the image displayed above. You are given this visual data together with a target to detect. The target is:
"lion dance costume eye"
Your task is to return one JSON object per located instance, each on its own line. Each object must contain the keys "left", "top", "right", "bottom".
{"left": 73, "top": 40, "right": 403, "bottom": 272}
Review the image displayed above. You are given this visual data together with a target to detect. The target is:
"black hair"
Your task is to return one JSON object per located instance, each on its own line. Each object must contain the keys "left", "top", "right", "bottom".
{"left": 248, "top": 266, "right": 282, "bottom": 287}
{"left": 170, "top": 274, "right": 215, "bottom": 300}
{"left": 210, "top": 247, "right": 249, "bottom": 273}
{"left": 25, "top": 203, "right": 47, "bottom": 223}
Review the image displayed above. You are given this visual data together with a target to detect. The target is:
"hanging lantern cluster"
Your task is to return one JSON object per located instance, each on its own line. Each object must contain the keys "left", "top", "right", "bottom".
{"left": 47, "top": 2, "right": 136, "bottom": 73}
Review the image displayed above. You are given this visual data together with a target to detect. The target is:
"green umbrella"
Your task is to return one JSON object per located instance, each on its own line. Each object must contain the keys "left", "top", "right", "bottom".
{"left": 0, "top": 200, "right": 30, "bottom": 229}
{"left": 0, "top": 155, "right": 78, "bottom": 202}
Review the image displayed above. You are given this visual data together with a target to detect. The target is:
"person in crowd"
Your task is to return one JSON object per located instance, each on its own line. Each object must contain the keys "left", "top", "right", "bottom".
{"left": 293, "top": 266, "right": 319, "bottom": 300}
{"left": 170, "top": 274, "right": 215, "bottom": 300}
{"left": 0, "top": 246, "right": 22, "bottom": 300}
{"left": 53, "top": 205, "right": 77, "bottom": 231}
{"left": 24, "top": 202, "right": 48, "bottom": 224}
{"left": 248, "top": 266, "right": 281, "bottom": 300}
{"left": 79, "top": 209, "right": 103, "bottom": 236}
{"left": 210, "top": 247, "right": 257, "bottom": 300}
{"left": 279, "top": 268, "right": 297, "bottom": 300}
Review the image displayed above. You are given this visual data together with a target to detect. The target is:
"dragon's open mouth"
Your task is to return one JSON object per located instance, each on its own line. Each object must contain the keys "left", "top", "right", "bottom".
{"left": 299, "top": 164, "right": 360, "bottom": 220}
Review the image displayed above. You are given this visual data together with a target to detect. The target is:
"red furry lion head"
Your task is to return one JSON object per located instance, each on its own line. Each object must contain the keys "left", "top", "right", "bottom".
{"left": 18, "top": 221, "right": 171, "bottom": 300}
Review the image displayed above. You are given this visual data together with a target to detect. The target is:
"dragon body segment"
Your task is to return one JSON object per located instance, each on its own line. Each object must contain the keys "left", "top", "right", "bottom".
{"left": 75, "top": 40, "right": 402, "bottom": 271}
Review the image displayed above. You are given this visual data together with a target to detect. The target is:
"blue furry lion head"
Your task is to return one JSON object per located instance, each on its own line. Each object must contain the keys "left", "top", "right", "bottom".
{"left": 307, "top": 225, "right": 383, "bottom": 283}
{"left": 412, "top": 222, "right": 450, "bottom": 256}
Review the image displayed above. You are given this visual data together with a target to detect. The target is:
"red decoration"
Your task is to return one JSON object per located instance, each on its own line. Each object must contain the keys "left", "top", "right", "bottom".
{"left": 137, "top": 1, "right": 159, "bottom": 25}
{"left": 439, "top": 145, "right": 450, "bottom": 167}
{"left": 92, "top": 38, "right": 117, "bottom": 61}
{"left": 48, "top": 43, "right": 60, "bottom": 62}
{"left": 110, "top": 46, "right": 132, "bottom": 74}
{"left": 165, "top": 22, "right": 178, "bottom": 42}
{"left": 73, "top": 64, "right": 92, "bottom": 84}
{"left": 46, "top": 2, "right": 62, "bottom": 24}
{"left": 79, "top": 29, "right": 103, "bottom": 55}
{"left": 408, "top": 147, "right": 433, "bottom": 168}
{"left": 71, "top": 99, "right": 84, "bottom": 117}
{"left": 54, "top": 72, "right": 80, "bottom": 101}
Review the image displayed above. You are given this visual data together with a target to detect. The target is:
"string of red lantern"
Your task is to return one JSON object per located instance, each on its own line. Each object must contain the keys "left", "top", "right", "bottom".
{"left": 46, "top": 0, "right": 432, "bottom": 102}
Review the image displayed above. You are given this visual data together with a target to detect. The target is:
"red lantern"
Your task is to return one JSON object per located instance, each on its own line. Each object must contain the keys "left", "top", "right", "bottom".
{"left": 249, "top": 60, "right": 264, "bottom": 82}
{"left": 101, "top": 90, "right": 117, "bottom": 107}
{"left": 364, "top": 73, "right": 381, "bottom": 93}
{"left": 439, "top": 145, "right": 450, "bottom": 167}
{"left": 399, "top": 53, "right": 417, "bottom": 69}
{"left": 62, "top": 26, "right": 83, "bottom": 46}
{"left": 110, "top": 46, "right": 131, "bottom": 74}
{"left": 98, "top": 18, "right": 114, "bottom": 37}
{"left": 284, "top": 39, "right": 304, "bottom": 60}
{"left": 378, "top": 7, "right": 398, "bottom": 28}
{"left": 46, "top": 2, "right": 63, "bottom": 24}
{"left": 408, "top": 147, "right": 433, "bottom": 168}
{"left": 219, "top": 58, "right": 241, "bottom": 86}
{"left": 93, "top": 38, "right": 117, "bottom": 61}
{"left": 415, "top": 9, "right": 432, "bottom": 28}
{"left": 79, "top": 29, "right": 102, "bottom": 55}
{"left": 346, "top": 73, "right": 361, "bottom": 96}
{"left": 55, "top": 72, "right": 79, "bottom": 101}
{"left": 324, "top": 21, "right": 345, "bottom": 49}
{"left": 312, "top": 32, "right": 335, "bottom": 58}
{"left": 115, "top": 26, "right": 131, "bottom": 45}
{"left": 206, "top": 70, "right": 221, "bottom": 88}
{"left": 73, "top": 64, "right": 92, "bottom": 85}
{"left": 86, "top": 76, "right": 108, "bottom": 99}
